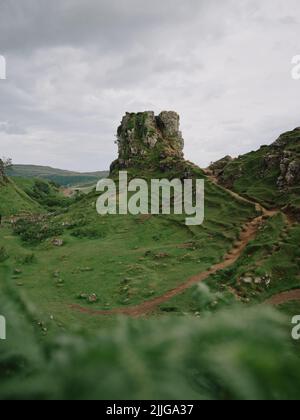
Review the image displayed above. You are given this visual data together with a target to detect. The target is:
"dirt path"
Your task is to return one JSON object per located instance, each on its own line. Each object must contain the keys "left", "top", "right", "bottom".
{"left": 264, "top": 290, "right": 300, "bottom": 306}
{"left": 61, "top": 188, "right": 74, "bottom": 197}
{"left": 70, "top": 172, "right": 292, "bottom": 317}
{"left": 71, "top": 213, "right": 272, "bottom": 317}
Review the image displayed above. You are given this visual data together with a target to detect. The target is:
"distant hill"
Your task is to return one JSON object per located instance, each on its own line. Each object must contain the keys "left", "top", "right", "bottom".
{"left": 7, "top": 164, "right": 108, "bottom": 187}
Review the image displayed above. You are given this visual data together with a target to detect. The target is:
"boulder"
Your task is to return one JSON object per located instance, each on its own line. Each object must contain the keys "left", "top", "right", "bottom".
{"left": 51, "top": 238, "right": 64, "bottom": 247}
{"left": 242, "top": 277, "right": 253, "bottom": 285}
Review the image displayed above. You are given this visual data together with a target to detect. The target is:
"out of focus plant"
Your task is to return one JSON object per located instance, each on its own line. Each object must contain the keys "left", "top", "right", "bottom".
{"left": 0, "top": 282, "right": 299, "bottom": 400}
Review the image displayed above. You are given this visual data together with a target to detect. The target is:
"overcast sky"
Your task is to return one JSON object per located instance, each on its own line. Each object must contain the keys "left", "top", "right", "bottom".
{"left": 0, "top": 0, "right": 300, "bottom": 172}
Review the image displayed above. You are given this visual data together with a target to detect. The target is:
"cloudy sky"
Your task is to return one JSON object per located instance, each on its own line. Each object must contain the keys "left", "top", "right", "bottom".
{"left": 0, "top": 0, "right": 300, "bottom": 172}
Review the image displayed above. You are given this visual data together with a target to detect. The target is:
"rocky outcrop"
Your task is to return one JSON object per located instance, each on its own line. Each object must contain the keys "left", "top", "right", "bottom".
{"left": 209, "top": 127, "right": 300, "bottom": 193}
{"left": 110, "top": 111, "right": 185, "bottom": 173}
{"left": 209, "top": 155, "right": 233, "bottom": 177}
{"left": 277, "top": 158, "right": 300, "bottom": 191}
{"left": 0, "top": 159, "right": 8, "bottom": 184}
{"left": 262, "top": 129, "right": 300, "bottom": 191}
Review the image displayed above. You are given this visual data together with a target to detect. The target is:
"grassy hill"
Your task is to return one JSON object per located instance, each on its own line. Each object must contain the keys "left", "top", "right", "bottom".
{"left": 209, "top": 128, "right": 300, "bottom": 218}
{"left": 0, "top": 166, "right": 300, "bottom": 399}
{"left": 0, "top": 166, "right": 258, "bottom": 322}
{"left": 13, "top": 177, "right": 77, "bottom": 211}
{"left": 1, "top": 121, "right": 300, "bottom": 399}
{"left": 0, "top": 174, "right": 77, "bottom": 217}
{"left": 7, "top": 164, "right": 108, "bottom": 187}
{"left": 0, "top": 177, "right": 41, "bottom": 216}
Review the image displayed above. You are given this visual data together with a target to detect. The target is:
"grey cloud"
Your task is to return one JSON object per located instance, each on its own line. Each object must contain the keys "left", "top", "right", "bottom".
{"left": 0, "top": 121, "right": 27, "bottom": 135}
{"left": 0, "top": 0, "right": 208, "bottom": 53}
{"left": 1, "top": 0, "right": 300, "bottom": 171}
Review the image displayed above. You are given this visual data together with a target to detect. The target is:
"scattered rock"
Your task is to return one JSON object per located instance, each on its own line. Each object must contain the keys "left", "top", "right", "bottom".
{"left": 242, "top": 277, "right": 253, "bottom": 285}
{"left": 78, "top": 292, "right": 88, "bottom": 300}
{"left": 79, "top": 267, "right": 94, "bottom": 272}
{"left": 154, "top": 252, "right": 170, "bottom": 259}
{"left": 51, "top": 238, "right": 64, "bottom": 247}
{"left": 254, "top": 277, "right": 263, "bottom": 285}
{"left": 265, "top": 276, "right": 271, "bottom": 287}
{"left": 56, "top": 278, "right": 64, "bottom": 284}
{"left": 87, "top": 293, "right": 98, "bottom": 304}
{"left": 209, "top": 155, "right": 233, "bottom": 177}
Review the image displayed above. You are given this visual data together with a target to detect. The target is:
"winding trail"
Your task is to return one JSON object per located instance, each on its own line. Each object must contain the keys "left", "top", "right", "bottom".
{"left": 70, "top": 214, "right": 266, "bottom": 316}
{"left": 71, "top": 171, "right": 300, "bottom": 317}
{"left": 265, "top": 290, "right": 300, "bottom": 306}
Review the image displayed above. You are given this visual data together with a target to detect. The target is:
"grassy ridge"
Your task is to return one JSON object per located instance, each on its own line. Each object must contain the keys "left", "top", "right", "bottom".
{"left": 213, "top": 128, "right": 300, "bottom": 211}
{"left": 0, "top": 170, "right": 257, "bottom": 334}
{"left": 1, "top": 160, "right": 300, "bottom": 400}
{"left": 7, "top": 164, "right": 108, "bottom": 187}
{"left": 0, "top": 178, "right": 41, "bottom": 216}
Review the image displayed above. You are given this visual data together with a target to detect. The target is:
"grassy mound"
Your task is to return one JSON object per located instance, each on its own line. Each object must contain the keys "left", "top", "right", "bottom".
{"left": 211, "top": 128, "right": 300, "bottom": 215}
{"left": 0, "top": 177, "right": 41, "bottom": 217}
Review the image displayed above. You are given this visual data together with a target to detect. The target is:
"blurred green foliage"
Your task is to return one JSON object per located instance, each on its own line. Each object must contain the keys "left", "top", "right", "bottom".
{"left": 0, "top": 272, "right": 299, "bottom": 401}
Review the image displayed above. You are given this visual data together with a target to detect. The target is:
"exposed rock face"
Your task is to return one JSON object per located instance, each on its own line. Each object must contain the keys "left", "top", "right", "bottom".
{"left": 277, "top": 156, "right": 300, "bottom": 190}
{"left": 0, "top": 159, "right": 7, "bottom": 184}
{"left": 209, "top": 127, "right": 300, "bottom": 193}
{"left": 209, "top": 155, "right": 233, "bottom": 177}
{"left": 110, "top": 111, "right": 185, "bottom": 173}
{"left": 261, "top": 130, "right": 300, "bottom": 191}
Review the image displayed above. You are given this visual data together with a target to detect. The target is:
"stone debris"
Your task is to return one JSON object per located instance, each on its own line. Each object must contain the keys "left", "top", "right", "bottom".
{"left": 88, "top": 293, "right": 98, "bottom": 304}
{"left": 51, "top": 238, "right": 64, "bottom": 247}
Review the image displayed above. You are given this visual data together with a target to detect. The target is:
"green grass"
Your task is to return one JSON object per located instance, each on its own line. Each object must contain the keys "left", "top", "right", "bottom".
{"left": 164, "top": 213, "right": 300, "bottom": 316}
{"left": 13, "top": 177, "right": 74, "bottom": 211}
{"left": 0, "top": 284, "right": 299, "bottom": 400}
{"left": 218, "top": 128, "right": 300, "bottom": 211}
{"left": 1, "top": 163, "right": 300, "bottom": 400}
{"left": 0, "top": 172, "right": 257, "bottom": 334}
{"left": 0, "top": 178, "right": 41, "bottom": 216}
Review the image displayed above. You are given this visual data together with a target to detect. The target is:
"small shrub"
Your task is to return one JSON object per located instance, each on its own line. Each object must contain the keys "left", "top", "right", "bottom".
{"left": 0, "top": 246, "right": 9, "bottom": 262}
{"left": 14, "top": 219, "right": 63, "bottom": 244}
{"left": 70, "top": 227, "right": 104, "bottom": 239}
{"left": 20, "top": 253, "right": 36, "bottom": 265}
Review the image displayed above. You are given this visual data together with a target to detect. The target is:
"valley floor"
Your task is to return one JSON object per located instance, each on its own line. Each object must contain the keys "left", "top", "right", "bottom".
{"left": 1, "top": 173, "right": 300, "bottom": 331}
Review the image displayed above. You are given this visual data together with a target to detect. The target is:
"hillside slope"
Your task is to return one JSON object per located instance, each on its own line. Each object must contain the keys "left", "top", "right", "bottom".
{"left": 0, "top": 112, "right": 259, "bottom": 327}
{"left": 0, "top": 163, "right": 41, "bottom": 216}
{"left": 209, "top": 128, "right": 300, "bottom": 219}
{"left": 7, "top": 164, "right": 108, "bottom": 187}
{"left": 1, "top": 113, "right": 300, "bottom": 400}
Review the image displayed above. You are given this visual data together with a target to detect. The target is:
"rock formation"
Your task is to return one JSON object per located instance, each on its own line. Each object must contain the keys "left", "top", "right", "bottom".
{"left": 271, "top": 130, "right": 300, "bottom": 190}
{"left": 209, "top": 127, "right": 300, "bottom": 193}
{"left": 110, "top": 111, "right": 185, "bottom": 174}
{"left": 209, "top": 155, "right": 233, "bottom": 177}
{"left": 0, "top": 159, "right": 7, "bottom": 184}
